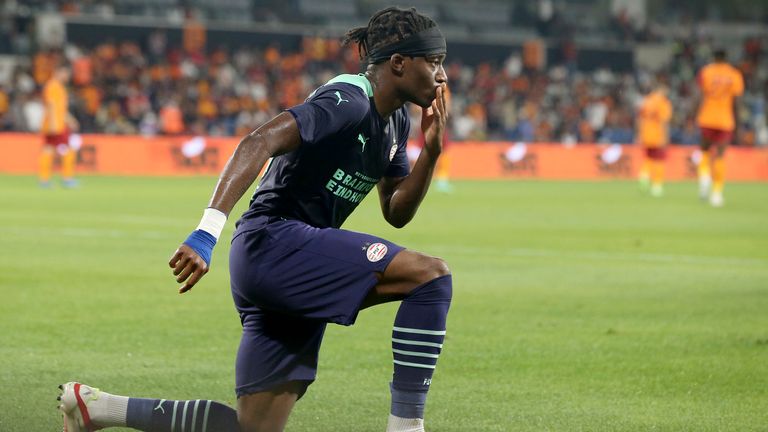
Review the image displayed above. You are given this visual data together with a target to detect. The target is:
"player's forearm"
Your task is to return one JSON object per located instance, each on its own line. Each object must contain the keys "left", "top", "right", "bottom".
{"left": 179, "top": 129, "right": 273, "bottom": 275}
{"left": 384, "top": 148, "right": 439, "bottom": 227}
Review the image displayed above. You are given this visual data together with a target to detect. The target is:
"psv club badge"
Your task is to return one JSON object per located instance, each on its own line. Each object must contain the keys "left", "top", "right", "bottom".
{"left": 366, "top": 242, "right": 388, "bottom": 262}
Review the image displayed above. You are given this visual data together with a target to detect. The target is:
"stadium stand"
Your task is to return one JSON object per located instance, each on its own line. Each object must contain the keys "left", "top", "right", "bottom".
{"left": 0, "top": 0, "right": 766, "bottom": 146}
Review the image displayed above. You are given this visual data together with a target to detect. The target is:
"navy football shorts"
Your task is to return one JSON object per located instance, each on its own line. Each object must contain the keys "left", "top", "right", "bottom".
{"left": 229, "top": 216, "right": 404, "bottom": 396}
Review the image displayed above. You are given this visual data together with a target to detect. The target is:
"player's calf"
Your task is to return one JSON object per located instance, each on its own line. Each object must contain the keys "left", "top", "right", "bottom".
{"left": 388, "top": 274, "right": 452, "bottom": 432}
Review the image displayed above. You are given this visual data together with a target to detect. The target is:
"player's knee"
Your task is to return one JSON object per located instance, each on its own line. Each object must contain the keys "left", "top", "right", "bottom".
{"left": 430, "top": 257, "right": 451, "bottom": 279}
{"left": 387, "top": 251, "right": 450, "bottom": 288}
{"left": 415, "top": 256, "right": 450, "bottom": 283}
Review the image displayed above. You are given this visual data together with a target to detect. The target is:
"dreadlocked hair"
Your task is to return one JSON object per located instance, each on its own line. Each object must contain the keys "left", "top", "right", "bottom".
{"left": 342, "top": 7, "right": 437, "bottom": 63}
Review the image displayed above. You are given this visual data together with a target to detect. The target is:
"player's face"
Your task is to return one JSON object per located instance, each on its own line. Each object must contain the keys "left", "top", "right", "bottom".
{"left": 406, "top": 54, "right": 447, "bottom": 108}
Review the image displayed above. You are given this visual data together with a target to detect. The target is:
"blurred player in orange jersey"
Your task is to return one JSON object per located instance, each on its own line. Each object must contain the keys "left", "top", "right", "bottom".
{"left": 695, "top": 49, "right": 744, "bottom": 207}
{"left": 637, "top": 83, "right": 672, "bottom": 197}
{"left": 39, "top": 64, "right": 79, "bottom": 188}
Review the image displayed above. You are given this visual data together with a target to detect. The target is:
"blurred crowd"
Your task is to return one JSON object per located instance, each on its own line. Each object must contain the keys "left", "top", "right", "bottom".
{"left": 0, "top": 30, "right": 766, "bottom": 146}
{"left": 0, "top": 33, "right": 361, "bottom": 137}
{"left": 448, "top": 35, "right": 768, "bottom": 146}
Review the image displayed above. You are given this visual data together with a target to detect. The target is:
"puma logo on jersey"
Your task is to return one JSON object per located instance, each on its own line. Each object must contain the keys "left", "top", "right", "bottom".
{"left": 358, "top": 133, "right": 369, "bottom": 152}
{"left": 335, "top": 91, "right": 349, "bottom": 105}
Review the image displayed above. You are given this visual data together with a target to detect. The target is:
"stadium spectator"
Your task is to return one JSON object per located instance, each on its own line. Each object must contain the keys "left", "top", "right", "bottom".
{"left": 0, "top": 85, "right": 10, "bottom": 130}
{"left": 695, "top": 48, "right": 744, "bottom": 207}
{"left": 670, "top": 117, "right": 700, "bottom": 146}
{"left": 96, "top": 99, "right": 136, "bottom": 135}
{"left": 159, "top": 97, "right": 184, "bottom": 135}
{"left": 60, "top": 7, "right": 452, "bottom": 432}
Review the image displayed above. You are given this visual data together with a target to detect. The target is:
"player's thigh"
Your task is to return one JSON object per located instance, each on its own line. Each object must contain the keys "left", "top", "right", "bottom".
{"left": 699, "top": 130, "right": 713, "bottom": 151}
{"left": 361, "top": 249, "right": 450, "bottom": 308}
{"left": 233, "top": 306, "right": 323, "bottom": 430}
{"left": 714, "top": 141, "right": 728, "bottom": 157}
{"left": 646, "top": 147, "right": 667, "bottom": 160}
{"left": 230, "top": 219, "right": 404, "bottom": 324}
{"left": 234, "top": 302, "right": 326, "bottom": 397}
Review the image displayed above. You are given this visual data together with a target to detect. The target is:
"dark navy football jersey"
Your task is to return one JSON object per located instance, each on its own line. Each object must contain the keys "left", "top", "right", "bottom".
{"left": 239, "top": 74, "right": 411, "bottom": 229}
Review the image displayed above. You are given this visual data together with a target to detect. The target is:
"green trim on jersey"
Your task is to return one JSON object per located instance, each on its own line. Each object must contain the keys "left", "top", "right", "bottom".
{"left": 326, "top": 74, "right": 374, "bottom": 97}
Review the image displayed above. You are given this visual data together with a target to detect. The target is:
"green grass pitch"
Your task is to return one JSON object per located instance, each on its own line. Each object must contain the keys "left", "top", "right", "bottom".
{"left": 1, "top": 175, "right": 767, "bottom": 431}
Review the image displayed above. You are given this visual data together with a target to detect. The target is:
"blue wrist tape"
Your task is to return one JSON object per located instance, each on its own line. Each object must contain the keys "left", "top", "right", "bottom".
{"left": 183, "top": 229, "right": 217, "bottom": 266}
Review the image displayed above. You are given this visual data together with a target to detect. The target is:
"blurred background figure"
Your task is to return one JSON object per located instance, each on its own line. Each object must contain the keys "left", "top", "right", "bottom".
{"left": 637, "top": 82, "right": 672, "bottom": 197}
{"left": 159, "top": 96, "right": 184, "bottom": 136}
{"left": 695, "top": 49, "right": 744, "bottom": 207}
{"left": 39, "top": 62, "right": 79, "bottom": 188}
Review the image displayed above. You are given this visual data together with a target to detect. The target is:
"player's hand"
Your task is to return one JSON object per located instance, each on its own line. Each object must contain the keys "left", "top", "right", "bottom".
{"left": 421, "top": 84, "right": 447, "bottom": 158}
{"left": 169, "top": 244, "right": 209, "bottom": 294}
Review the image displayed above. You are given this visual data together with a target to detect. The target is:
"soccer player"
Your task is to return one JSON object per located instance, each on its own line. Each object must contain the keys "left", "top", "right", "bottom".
{"left": 39, "top": 63, "right": 79, "bottom": 188}
{"left": 695, "top": 49, "right": 744, "bottom": 207}
{"left": 636, "top": 83, "right": 672, "bottom": 197}
{"left": 59, "top": 7, "right": 451, "bottom": 432}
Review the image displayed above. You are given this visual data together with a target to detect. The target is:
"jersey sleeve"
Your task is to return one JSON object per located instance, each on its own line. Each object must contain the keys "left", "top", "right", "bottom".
{"left": 384, "top": 111, "right": 411, "bottom": 178}
{"left": 287, "top": 85, "right": 367, "bottom": 147}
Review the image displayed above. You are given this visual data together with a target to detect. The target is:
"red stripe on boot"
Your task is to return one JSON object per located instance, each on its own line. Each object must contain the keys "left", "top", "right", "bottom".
{"left": 73, "top": 383, "right": 99, "bottom": 431}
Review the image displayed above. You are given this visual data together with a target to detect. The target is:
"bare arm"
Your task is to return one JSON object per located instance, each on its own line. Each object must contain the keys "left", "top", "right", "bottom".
{"left": 169, "top": 112, "right": 301, "bottom": 293}
{"left": 207, "top": 112, "right": 300, "bottom": 215}
{"left": 378, "top": 85, "right": 447, "bottom": 228}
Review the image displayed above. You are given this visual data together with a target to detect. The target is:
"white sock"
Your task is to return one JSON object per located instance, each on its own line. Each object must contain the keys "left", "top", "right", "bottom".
{"left": 699, "top": 174, "right": 711, "bottom": 189}
{"left": 88, "top": 389, "right": 129, "bottom": 427}
{"left": 386, "top": 414, "right": 425, "bottom": 432}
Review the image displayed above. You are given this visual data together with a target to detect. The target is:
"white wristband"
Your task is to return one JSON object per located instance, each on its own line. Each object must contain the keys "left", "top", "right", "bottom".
{"left": 196, "top": 208, "right": 227, "bottom": 241}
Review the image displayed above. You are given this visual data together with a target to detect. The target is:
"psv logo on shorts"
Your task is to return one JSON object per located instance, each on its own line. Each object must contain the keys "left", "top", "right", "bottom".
{"left": 366, "top": 242, "right": 388, "bottom": 262}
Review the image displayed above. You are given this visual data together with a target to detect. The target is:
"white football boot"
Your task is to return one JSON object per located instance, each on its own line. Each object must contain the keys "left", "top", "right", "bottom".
{"left": 58, "top": 382, "right": 103, "bottom": 431}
